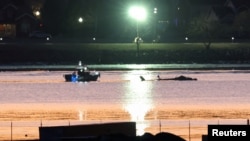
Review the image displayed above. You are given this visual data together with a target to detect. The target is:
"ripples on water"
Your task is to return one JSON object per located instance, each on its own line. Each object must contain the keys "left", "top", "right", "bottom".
{"left": 1, "top": 70, "right": 250, "bottom": 105}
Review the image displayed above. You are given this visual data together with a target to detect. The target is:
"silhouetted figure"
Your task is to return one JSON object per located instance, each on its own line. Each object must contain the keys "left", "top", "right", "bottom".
{"left": 135, "top": 36, "right": 140, "bottom": 56}
{"left": 157, "top": 75, "right": 160, "bottom": 79}
{"left": 136, "top": 37, "right": 140, "bottom": 46}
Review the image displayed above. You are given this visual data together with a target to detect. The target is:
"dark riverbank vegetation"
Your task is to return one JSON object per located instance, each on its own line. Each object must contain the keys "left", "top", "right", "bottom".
{"left": 0, "top": 42, "right": 250, "bottom": 65}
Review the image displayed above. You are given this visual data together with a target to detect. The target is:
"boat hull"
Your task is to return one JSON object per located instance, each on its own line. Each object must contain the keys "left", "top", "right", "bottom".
{"left": 64, "top": 72, "right": 100, "bottom": 82}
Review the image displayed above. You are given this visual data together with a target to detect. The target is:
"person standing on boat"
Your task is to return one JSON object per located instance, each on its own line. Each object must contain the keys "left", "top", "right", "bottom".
{"left": 71, "top": 71, "right": 78, "bottom": 82}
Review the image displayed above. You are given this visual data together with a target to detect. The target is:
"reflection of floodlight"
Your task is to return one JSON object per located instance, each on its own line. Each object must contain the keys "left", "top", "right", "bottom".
{"left": 123, "top": 71, "right": 153, "bottom": 135}
{"left": 129, "top": 6, "right": 147, "bottom": 21}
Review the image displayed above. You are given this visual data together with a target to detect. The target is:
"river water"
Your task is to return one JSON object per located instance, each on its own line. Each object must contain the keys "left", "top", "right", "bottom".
{"left": 0, "top": 70, "right": 250, "bottom": 141}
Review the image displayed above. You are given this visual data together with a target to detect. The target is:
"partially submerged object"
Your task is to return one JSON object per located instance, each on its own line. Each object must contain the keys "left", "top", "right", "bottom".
{"left": 140, "top": 75, "right": 197, "bottom": 81}
{"left": 63, "top": 61, "right": 100, "bottom": 82}
{"left": 157, "top": 75, "right": 197, "bottom": 81}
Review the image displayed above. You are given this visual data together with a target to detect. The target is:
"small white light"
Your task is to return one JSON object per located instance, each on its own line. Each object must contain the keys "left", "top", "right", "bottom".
{"left": 154, "top": 8, "right": 157, "bottom": 14}
{"left": 78, "top": 17, "right": 83, "bottom": 23}
{"left": 35, "top": 11, "right": 40, "bottom": 16}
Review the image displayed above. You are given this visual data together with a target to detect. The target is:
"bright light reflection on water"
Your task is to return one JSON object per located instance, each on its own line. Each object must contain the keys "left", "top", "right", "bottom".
{"left": 122, "top": 70, "right": 154, "bottom": 135}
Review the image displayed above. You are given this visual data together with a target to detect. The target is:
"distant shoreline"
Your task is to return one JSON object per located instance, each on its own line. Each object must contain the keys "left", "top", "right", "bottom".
{"left": 1, "top": 42, "right": 250, "bottom": 65}
{"left": 1, "top": 64, "right": 250, "bottom": 71}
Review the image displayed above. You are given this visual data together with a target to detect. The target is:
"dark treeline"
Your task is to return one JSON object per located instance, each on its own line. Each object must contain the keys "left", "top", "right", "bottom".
{"left": 2, "top": 0, "right": 250, "bottom": 42}
{"left": 40, "top": 0, "right": 250, "bottom": 42}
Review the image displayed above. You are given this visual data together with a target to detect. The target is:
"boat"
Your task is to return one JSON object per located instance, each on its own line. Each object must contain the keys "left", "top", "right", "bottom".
{"left": 63, "top": 61, "right": 100, "bottom": 82}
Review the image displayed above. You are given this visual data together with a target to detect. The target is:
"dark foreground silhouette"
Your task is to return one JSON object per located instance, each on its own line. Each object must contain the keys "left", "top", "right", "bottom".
{"left": 70, "top": 132, "right": 186, "bottom": 141}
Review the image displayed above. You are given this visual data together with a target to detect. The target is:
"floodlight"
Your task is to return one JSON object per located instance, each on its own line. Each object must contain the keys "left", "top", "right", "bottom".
{"left": 129, "top": 6, "right": 147, "bottom": 21}
{"left": 78, "top": 17, "right": 83, "bottom": 23}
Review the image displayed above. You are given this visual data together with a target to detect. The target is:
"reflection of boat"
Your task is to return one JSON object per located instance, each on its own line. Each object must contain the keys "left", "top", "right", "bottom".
{"left": 63, "top": 61, "right": 100, "bottom": 82}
